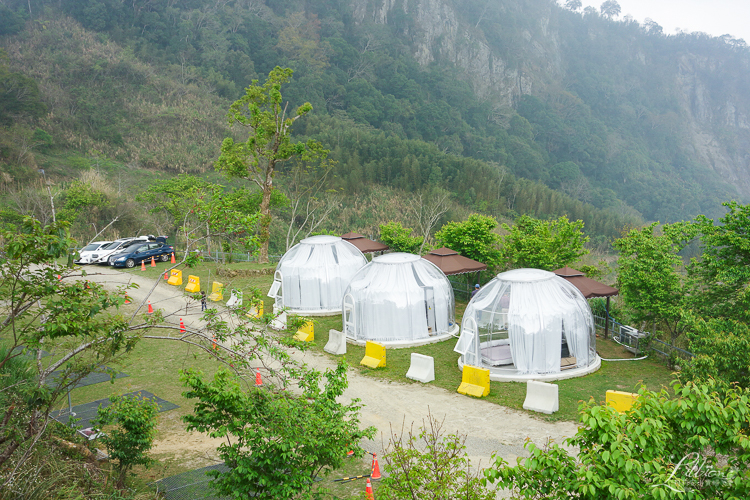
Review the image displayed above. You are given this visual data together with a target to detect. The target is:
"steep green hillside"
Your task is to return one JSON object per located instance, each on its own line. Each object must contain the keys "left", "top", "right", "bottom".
{"left": 2, "top": 0, "right": 747, "bottom": 236}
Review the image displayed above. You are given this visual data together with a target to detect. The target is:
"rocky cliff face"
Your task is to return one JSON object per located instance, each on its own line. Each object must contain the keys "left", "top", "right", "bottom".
{"left": 350, "top": 0, "right": 552, "bottom": 106}
{"left": 349, "top": 0, "right": 750, "bottom": 201}
{"left": 676, "top": 54, "right": 750, "bottom": 197}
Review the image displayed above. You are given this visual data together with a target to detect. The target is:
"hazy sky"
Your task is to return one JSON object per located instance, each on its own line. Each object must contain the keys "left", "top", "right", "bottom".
{"left": 574, "top": 0, "right": 750, "bottom": 42}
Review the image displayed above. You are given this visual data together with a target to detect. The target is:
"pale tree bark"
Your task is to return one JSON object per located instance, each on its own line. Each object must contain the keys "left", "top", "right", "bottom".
{"left": 409, "top": 190, "right": 450, "bottom": 255}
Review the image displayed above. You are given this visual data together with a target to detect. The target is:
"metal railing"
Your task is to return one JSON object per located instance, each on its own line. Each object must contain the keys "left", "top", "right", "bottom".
{"left": 593, "top": 314, "right": 694, "bottom": 360}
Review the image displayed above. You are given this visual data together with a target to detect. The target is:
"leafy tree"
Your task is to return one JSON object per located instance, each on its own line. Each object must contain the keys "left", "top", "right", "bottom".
{"left": 564, "top": 0, "right": 582, "bottom": 11}
{"left": 378, "top": 411, "right": 496, "bottom": 500}
{"left": 599, "top": 0, "right": 621, "bottom": 18}
{"left": 92, "top": 394, "right": 159, "bottom": 488}
{"left": 58, "top": 179, "right": 109, "bottom": 224}
{"left": 379, "top": 221, "right": 424, "bottom": 254}
{"left": 485, "top": 380, "right": 750, "bottom": 499}
{"left": 499, "top": 214, "right": 589, "bottom": 271}
{"left": 613, "top": 222, "right": 698, "bottom": 343}
{"left": 215, "top": 67, "right": 328, "bottom": 263}
{"left": 681, "top": 315, "right": 750, "bottom": 389}
{"left": 688, "top": 201, "right": 750, "bottom": 323}
{"left": 0, "top": 217, "right": 134, "bottom": 469}
{"left": 137, "top": 175, "right": 261, "bottom": 256}
{"left": 181, "top": 360, "right": 375, "bottom": 500}
{"left": 0, "top": 216, "right": 275, "bottom": 478}
{"left": 435, "top": 214, "right": 502, "bottom": 268}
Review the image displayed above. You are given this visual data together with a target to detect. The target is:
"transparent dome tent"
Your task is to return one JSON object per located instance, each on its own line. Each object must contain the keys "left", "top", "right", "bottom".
{"left": 454, "top": 269, "right": 601, "bottom": 381}
{"left": 342, "top": 253, "right": 459, "bottom": 347}
{"left": 267, "top": 235, "right": 367, "bottom": 316}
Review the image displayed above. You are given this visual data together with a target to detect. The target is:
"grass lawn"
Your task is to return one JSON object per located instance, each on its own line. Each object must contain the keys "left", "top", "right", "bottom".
{"left": 19, "top": 260, "right": 677, "bottom": 499}
{"left": 133, "top": 260, "right": 676, "bottom": 423}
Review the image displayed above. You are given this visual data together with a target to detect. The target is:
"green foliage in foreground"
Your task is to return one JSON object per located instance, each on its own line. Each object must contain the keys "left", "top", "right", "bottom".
{"left": 379, "top": 221, "right": 423, "bottom": 254}
{"left": 487, "top": 380, "right": 750, "bottom": 499}
{"left": 613, "top": 221, "right": 698, "bottom": 343}
{"left": 689, "top": 201, "right": 750, "bottom": 324}
{"left": 378, "top": 412, "right": 495, "bottom": 500}
{"left": 683, "top": 315, "right": 750, "bottom": 389}
{"left": 181, "top": 360, "right": 375, "bottom": 500}
{"left": 93, "top": 394, "right": 160, "bottom": 488}
{"left": 436, "top": 214, "right": 502, "bottom": 269}
{"left": 499, "top": 214, "right": 589, "bottom": 271}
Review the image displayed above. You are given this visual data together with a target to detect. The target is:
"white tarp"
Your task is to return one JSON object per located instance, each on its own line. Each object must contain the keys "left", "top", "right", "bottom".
{"left": 268, "top": 235, "right": 366, "bottom": 313}
{"left": 458, "top": 268, "right": 595, "bottom": 375}
{"left": 343, "top": 253, "right": 455, "bottom": 343}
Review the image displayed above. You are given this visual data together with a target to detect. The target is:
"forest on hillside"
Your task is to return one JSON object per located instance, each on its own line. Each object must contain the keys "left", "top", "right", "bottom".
{"left": 0, "top": 0, "right": 748, "bottom": 249}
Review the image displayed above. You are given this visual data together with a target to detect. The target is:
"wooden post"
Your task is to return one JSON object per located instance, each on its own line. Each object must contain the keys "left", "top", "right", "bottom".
{"left": 604, "top": 296, "right": 611, "bottom": 340}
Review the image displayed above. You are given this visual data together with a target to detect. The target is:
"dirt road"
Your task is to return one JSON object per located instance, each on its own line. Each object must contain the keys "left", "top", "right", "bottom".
{"left": 82, "top": 268, "right": 578, "bottom": 468}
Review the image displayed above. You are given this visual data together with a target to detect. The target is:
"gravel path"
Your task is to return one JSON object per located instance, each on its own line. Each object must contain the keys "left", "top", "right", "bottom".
{"left": 82, "top": 268, "right": 579, "bottom": 468}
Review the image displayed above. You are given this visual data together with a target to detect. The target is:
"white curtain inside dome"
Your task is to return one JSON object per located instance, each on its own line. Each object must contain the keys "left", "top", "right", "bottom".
{"left": 270, "top": 239, "right": 366, "bottom": 312}
{"left": 457, "top": 270, "right": 595, "bottom": 375}
{"left": 345, "top": 258, "right": 454, "bottom": 343}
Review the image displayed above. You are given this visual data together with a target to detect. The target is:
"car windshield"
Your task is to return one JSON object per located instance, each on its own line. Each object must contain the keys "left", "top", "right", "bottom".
{"left": 82, "top": 243, "right": 102, "bottom": 251}
{"left": 102, "top": 240, "right": 129, "bottom": 250}
{"left": 122, "top": 243, "right": 145, "bottom": 253}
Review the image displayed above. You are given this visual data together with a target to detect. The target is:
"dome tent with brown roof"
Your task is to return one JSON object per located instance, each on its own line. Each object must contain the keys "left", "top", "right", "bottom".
{"left": 342, "top": 253, "right": 458, "bottom": 347}
{"left": 455, "top": 268, "right": 601, "bottom": 382}
{"left": 267, "top": 235, "right": 367, "bottom": 316}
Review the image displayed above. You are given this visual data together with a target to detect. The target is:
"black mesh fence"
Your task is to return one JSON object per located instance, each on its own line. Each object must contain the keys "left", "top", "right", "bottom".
{"left": 152, "top": 463, "right": 231, "bottom": 500}
{"left": 51, "top": 390, "right": 178, "bottom": 429}
{"left": 45, "top": 368, "right": 129, "bottom": 389}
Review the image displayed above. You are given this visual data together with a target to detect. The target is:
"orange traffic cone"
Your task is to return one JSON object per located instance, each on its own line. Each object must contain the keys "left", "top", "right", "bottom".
{"left": 255, "top": 368, "right": 262, "bottom": 386}
{"left": 124, "top": 295, "right": 131, "bottom": 304}
{"left": 179, "top": 318, "right": 185, "bottom": 334}
{"left": 371, "top": 453, "right": 381, "bottom": 480}
{"left": 212, "top": 335, "right": 217, "bottom": 350}
{"left": 140, "top": 260, "right": 146, "bottom": 271}
{"left": 150, "top": 256, "right": 156, "bottom": 267}
{"left": 365, "top": 478, "right": 374, "bottom": 500}
{"left": 147, "top": 301, "right": 154, "bottom": 314}
{"left": 164, "top": 270, "right": 169, "bottom": 280}
{"left": 170, "top": 253, "right": 175, "bottom": 264}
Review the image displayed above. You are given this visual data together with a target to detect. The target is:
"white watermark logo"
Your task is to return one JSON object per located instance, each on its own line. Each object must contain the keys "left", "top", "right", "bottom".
{"left": 653, "top": 453, "right": 735, "bottom": 493}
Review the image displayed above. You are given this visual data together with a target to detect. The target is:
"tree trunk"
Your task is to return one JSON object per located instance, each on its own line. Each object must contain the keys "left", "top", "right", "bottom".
{"left": 258, "top": 178, "right": 273, "bottom": 264}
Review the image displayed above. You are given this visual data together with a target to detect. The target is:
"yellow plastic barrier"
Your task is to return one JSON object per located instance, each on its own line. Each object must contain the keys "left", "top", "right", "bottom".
{"left": 246, "top": 302, "right": 264, "bottom": 319}
{"left": 208, "top": 281, "right": 224, "bottom": 301}
{"left": 360, "top": 341, "right": 386, "bottom": 368}
{"left": 293, "top": 321, "right": 314, "bottom": 342}
{"left": 457, "top": 365, "right": 490, "bottom": 397}
{"left": 185, "top": 275, "right": 200, "bottom": 293}
{"left": 606, "top": 390, "right": 638, "bottom": 412}
{"left": 167, "top": 269, "right": 182, "bottom": 286}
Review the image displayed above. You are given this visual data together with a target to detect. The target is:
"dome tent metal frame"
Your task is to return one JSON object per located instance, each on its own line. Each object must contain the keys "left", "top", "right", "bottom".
{"left": 267, "top": 235, "right": 367, "bottom": 316}
{"left": 343, "top": 253, "right": 459, "bottom": 347}
{"left": 455, "top": 268, "right": 601, "bottom": 382}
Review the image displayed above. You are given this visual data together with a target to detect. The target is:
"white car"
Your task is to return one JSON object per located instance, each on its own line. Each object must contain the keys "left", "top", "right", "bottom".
{"left": 91, "top": 237, "right": 151, "bottom": 265}
{"left": 75, "top": 241, "right": 112, "bottom": 265}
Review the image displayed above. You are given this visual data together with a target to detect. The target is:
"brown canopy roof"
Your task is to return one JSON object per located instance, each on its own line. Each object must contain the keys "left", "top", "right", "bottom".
{"left": 553, "top": 267, "right": 618, "bottom": 299}
{"left": 422, "top": 247, "right": 487, "bottom": 276}
{"left": 340, "top": 232, "right": 389, "bottom": 254}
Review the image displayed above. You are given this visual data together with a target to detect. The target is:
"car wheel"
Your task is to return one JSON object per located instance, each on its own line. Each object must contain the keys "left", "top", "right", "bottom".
{"left": 160, "top": 253, "right": 169, "bottom": 262}
{"left": 125, "top": 259, "right": 135, "bottom": 268}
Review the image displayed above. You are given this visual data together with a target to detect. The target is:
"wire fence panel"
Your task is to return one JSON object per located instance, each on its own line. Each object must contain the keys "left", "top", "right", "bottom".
{"left": 152, "top": 463, "right": 232, "bottom": 500}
